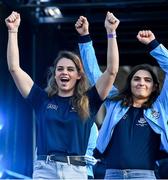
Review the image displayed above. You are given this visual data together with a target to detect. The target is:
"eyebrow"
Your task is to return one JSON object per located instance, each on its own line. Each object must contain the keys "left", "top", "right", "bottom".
{"left": 57, "top": 65, "right": 76, "bottom": 68}
{"left": 133, "top": 76, "right": 152, "bottom": 80}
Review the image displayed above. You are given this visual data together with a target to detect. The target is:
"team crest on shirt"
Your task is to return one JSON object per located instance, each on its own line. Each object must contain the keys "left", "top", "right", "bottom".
{"left": 136, "top": 118, "right": 148, "bottom": 127}
{"left": 47, "top": 103, "right": 58, "bottom": 111}
{"left": 151, "top": 109, "right": 160, "bottom": 119}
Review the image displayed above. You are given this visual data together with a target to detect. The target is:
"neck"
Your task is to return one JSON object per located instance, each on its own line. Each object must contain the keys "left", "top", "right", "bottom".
{"left": 58, "top": 90, "right": 74, "bottom": 97}
{"left": 132, "top": 98, "right": 148, "bottom": 108}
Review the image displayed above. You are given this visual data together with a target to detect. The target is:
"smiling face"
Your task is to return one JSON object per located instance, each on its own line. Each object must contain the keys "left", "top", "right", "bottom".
{"left": 55, "top": 57, "right": 81, "bottom": 97}
{"left": 131, "top": 69, "right": 155, "bottom": 102}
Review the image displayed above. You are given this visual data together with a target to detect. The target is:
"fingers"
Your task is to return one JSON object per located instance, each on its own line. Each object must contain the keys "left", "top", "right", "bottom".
{"left": 137, "top": 30, "right": 153, "bottom": 38}
{"left": 106, "top": 11, "right": 119, "bottom": 24}
{"left": 5, "top": 11, "right": 20, "bottom": 23}
{"left": 136, "top": 30, "right": 155, "bottom": 45}
{"left": 75, "top": 16, "right": 88, "bottom": 29}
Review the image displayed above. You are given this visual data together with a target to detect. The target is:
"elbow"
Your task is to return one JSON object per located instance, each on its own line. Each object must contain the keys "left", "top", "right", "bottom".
{"left": 8, "top": 66, "right": 19, "bottom": 74}
{"left": 107, "top": 68, "right": 118, "bottom": 77}
{"left": 110, "top": 71, "right": 118, "bottom": 79}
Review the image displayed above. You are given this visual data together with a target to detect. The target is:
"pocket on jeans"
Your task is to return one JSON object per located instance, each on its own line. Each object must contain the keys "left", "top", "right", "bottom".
{"left": 71, "top": 164, "right": 87, "bottom": 173}
{"left": 34, "top": 160, "right": 45, "bottom": 170}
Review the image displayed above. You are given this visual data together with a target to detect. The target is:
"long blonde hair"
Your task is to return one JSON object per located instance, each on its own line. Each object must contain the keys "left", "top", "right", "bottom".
{"left": 45, "top": 51, "right": 90, "bottom": 120}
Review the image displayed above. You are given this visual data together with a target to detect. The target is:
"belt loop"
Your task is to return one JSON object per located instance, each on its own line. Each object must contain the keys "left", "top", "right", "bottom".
{"left": 46, "top": 155, "right": 50, "bottom": 164}
{"left": 67, "top": 156, "right": 70, "bottom": 165}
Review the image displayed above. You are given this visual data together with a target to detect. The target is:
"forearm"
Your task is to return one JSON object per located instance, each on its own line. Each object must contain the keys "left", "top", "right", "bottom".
{"left": 79, "top": 35, "right": 102, "bottom": 85}
{"left": 149, "top": 40, "right": 168, "bottom": 73}
{"left": 7, "top": 31, "right": 20, "bottom": 72}
{"left": 107, "top": 33, "right": 119, "bottom": 76}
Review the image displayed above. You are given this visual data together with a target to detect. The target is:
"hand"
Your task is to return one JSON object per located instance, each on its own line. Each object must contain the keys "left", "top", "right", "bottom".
{"left": 105, "top": 11, "right": 120, "bottom": 33}
{"left": 5, "top": 11, "right": 21, "bottom": 31}
{"left": 75, "top": 16, "right": 89, "bottom": 36}
{"left": 137, "top": 30, "right": 155, "bottom": 45}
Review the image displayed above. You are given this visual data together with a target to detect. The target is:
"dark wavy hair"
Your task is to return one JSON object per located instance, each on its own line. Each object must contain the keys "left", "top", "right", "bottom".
{"left": 112, "top": 64, "right": 160, "bottom": 108}
{"left": 45, "top": 50, "right": 90, "bottom": 120}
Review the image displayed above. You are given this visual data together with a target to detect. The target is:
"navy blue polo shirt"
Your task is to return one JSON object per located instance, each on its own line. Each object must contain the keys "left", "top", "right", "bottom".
{"left": 26, "top": 83, "right": 102, "bottom": 156}
{"left": 104, "top": 106, "right": 161, "bottom": 170}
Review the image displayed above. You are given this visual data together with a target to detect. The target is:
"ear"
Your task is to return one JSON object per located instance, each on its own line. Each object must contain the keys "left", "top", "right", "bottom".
{"left": 77, "top": 74, "right": 81, "bottom": 80}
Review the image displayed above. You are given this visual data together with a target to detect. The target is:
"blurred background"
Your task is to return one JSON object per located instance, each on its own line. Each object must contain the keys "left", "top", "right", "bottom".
{"left": 0, "top": 0, "right": 168, "bottom": 178}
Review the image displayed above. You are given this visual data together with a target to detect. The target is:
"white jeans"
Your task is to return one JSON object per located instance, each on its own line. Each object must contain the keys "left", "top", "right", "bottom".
{"left": 33, "top": 160, "right": 87, "bottom": 179}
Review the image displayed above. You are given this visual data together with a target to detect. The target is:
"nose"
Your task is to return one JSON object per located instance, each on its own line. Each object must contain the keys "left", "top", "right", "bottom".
{"left": 62, "top": 68, "right": 68, "bottom": 74}
{"left": 139, "top": 79, "right": 145, "bottom": 86}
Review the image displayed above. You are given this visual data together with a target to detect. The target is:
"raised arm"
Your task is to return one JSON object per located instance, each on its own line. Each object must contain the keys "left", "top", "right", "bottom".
{"left": 75, "top": 16, "right": 101, "bottom": 86}
{"left": 137, "top": 30, "right": 168, "bottom": 109}
{"left": 75, "top": 15, "right": 118, "bottom": 97}
{"left": 5, "top": 11, "right": 33, "bottom": 98}
{"left": 137, "top": 30, "right": 168, "bottom": 73}
{"left": 93, "top": 12, "right": 119, "bottom": 100}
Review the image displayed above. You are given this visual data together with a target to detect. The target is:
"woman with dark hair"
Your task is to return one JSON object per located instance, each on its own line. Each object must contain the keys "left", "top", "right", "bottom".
{"left": 5, "top": 11, "right": 119, "bottom": 179}
{"left": 77, "top": 18, "right": 168, "bottom": 179}
{"left": 112, "top": 64, "right": 160, "bottom": 108}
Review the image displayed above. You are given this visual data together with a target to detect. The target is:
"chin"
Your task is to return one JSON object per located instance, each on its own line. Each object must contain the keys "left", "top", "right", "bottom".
{"left": 61, "top": 88, "right": 74, "bottom": 93}
{"left": 137, "top": 95, "right": 148, "bottom": 99}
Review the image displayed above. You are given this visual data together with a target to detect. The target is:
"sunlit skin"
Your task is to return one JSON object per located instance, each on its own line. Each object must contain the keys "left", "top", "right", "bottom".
{"left": 131, "top": 70, "right": 156, "bottom": 107}
{"left": 55, "top": 58, "right": 81, "bottom": 97}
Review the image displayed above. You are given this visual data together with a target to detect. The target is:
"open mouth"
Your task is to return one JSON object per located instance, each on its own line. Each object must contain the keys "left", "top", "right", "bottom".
{"left": 60, "top": 77, "right": 70, "bottom": 82}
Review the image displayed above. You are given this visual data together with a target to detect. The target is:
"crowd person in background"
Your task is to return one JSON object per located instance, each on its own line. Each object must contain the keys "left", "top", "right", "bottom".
{"left": 77, "top": 15, "right": 168, "bottom": 179}
{"left": 5, "top": 11, "right": 119, "bottom": 179}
